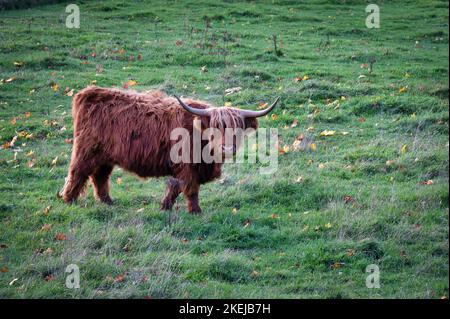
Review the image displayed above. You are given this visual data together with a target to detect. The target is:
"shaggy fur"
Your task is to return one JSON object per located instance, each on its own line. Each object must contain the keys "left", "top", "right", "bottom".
{"left": 61, "top": 86, "right": 258, "bottom": 213}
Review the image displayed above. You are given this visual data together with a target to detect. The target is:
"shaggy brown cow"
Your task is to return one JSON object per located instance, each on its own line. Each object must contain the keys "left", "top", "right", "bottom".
{"left": 61, "top": 86, "right": 279, "bottom": 213}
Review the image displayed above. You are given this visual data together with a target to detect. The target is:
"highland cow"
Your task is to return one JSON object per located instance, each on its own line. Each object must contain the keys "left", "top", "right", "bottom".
{"left": 61, "top": 86, "right": 279, "bottom": 213}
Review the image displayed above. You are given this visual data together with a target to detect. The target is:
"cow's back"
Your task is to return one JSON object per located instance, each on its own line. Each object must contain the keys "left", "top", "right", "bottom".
{"left": 71, "top": 87, "right": 181, "bottom": 177}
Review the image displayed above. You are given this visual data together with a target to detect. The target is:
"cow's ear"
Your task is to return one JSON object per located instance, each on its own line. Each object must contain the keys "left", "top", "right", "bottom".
{"left": 193, "top": 116, "right": 210, "bottom": 132}
{"left": 244, "top": 117, "right": 258, "bottom": 130}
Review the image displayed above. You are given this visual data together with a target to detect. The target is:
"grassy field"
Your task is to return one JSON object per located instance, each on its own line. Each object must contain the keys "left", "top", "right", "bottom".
{"left": 0, "top": 0, "right": 448, "bottom": 299}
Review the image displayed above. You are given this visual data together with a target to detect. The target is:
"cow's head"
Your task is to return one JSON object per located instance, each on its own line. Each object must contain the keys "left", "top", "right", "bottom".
{"left": 175, "top": 95, "right": 280, "bottom": 158}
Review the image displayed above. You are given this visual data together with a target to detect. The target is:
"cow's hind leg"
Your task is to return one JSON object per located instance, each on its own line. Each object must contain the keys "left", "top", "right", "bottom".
{"left": 91, "top": 164, "right": 114, "bottom": 204}
{"left": 161, "top": 177, "right": 181, "bottom": 210}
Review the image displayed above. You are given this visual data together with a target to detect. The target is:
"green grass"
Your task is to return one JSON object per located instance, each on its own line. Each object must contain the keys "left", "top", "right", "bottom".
{"left": 0, "top": 0, "right": 448, "bottom": 298}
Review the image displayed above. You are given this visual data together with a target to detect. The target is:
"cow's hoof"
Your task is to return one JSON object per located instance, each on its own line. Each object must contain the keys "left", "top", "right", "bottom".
{"left": 189, "top": 207, "right": 202, "bottom": 215}
{"left": 161, "top": 199, "right": 175, "bottom": 211}
{"left": 161, "top": 203, "right": 173, "bottom": 211}
{"left": 100, "top": 197, "right": 114, "bottom": 205}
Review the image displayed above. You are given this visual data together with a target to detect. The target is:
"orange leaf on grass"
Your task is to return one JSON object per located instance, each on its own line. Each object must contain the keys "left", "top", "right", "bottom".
{"left": 113, "top": 274, "right": 126, "bottom": 284}
{"left": 55, "top": 233, "right": 67, "bottom": 241}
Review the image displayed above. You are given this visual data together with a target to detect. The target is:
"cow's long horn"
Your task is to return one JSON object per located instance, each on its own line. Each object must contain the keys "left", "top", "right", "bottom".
{"left": 239, "top": 97, "right": 281, "bottom": 118}
{"left": 175, "top": 95, "right": 211, "bottom": 117}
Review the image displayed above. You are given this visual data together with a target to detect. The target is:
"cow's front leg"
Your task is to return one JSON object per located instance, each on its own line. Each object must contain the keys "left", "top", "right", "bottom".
{"left": 182, "top": 182, "right": 202, "bottom": 214}
{"left": 161, "top": 177, "right": 181, "bottom": 210}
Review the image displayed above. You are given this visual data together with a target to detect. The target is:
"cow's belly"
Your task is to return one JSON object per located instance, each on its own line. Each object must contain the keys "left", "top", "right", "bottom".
{"left": 109, "top": 139, "right": 174, "bottom": 178}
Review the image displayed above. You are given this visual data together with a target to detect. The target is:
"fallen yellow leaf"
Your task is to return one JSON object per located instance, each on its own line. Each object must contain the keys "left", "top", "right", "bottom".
{"left": 51, "top": 83, "right": 59, "bottom": 91}
{"left": 401, "top": 144, "right": 408, "bottom": 154}
{"left": 320, "top": 130, "right": 336, "bottom": 137}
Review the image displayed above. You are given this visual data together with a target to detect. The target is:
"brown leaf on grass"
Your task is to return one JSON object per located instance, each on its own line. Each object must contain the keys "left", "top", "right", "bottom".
{"left": 344, "top": 195, "right": 356, "bottom": 204}
{"left": 65, "top": 138, "right": 73, "bottom": 144}
{"left": 175, "top": 40, "right": 184, "bottom": 46}
{"left": 27, "top": 157, "right": 37, "bottom": 168}
{"left": 270, "top": 213, "right": 279, "bottom": 219}
{"left": 1, "top": 266, "right": 9, "bottom": 273}
{"left": 10, "top": 118, "right": 17, "bottom": 125}
{"left": 44, "top": 275, "right": 55, "bottom": 281}
{"left": 359, "top": 117, "right": 366, "bottom": 123}
{"left": 330, "top": 262, "right": 345, "bottom": 269}
{"left": 40, "top": 224, "right": 52, "bottom": 232}
{"left": 113, "top": 274, "right": 126, "bottom": 284}
{"left": 420, "top": 180, "right": 433, "bottom": 185}
{"left": 3, "top": 135, "right": 18, "bottom": 149}
{"left": 55, "top": 233, "right": 67, "bottom": 241}
{"left": 137, "top": 54, "right": 143, "bottom": 60}
{"left": 25, "top": 111, "right": 31, "bottom": 118}
{"left": 346, "top": 249, "right": 356, "bottom": 257}
{"left": 0, "top": 244, "right": 8, "bottom": 249}
{"left": 43, "top": 205, "right": 51, "bottom": 215}
{"left": 65, "top": 88, "right": 74, "bottom": 97}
